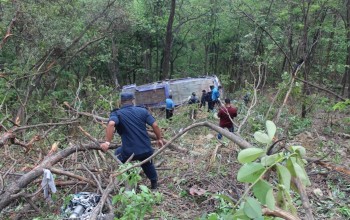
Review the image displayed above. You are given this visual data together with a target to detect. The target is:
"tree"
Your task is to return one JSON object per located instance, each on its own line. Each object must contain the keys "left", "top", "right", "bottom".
{"left": 161, "top": 0, "right": 176, "bottom": 79}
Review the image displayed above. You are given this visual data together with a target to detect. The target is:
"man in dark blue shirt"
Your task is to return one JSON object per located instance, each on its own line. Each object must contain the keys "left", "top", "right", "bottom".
{"left": 100, "top": 92, "right": 164, "bottom": 189}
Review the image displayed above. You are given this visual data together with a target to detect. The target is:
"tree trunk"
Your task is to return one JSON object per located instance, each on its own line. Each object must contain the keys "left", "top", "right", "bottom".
{"left": 110, "top": 37, "right": 120, "bottom": 88}
{"left": 324, "top": 15, "right": 337, "bottom": 74}
{"left": 343, "top": 0, "right": 350, "bottom": 98}
{"left": 301, "top": 1, "right": 311, "bottom": 118}
{"left": 204, "top": 42, "right": 209, "bottom": 73}
{"left": 161, "top": 0, "right": 176, "bottom": 80}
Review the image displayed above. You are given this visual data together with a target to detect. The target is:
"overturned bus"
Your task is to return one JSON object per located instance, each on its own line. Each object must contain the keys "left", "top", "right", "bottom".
{"left": 122, "top": 75, "right": 221, "bottom": 108}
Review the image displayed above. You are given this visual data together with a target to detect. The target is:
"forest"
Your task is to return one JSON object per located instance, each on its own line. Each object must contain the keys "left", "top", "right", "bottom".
{"left": 0, "top": 0, "right": 349, "bottom": 219}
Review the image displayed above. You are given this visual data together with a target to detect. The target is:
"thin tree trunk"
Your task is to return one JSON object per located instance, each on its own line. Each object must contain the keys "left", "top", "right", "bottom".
{"left": 301, "top": 0, "right": 310, "bottom": 118}
{"left": 110, "top": 37, "right": 120, "bottom": 88}
{"left": 344, "top": 0, "right": 350, "bottom": 98}
{"left": 324, "top": 15, "right": 337, "bottom": 73}
{"left": 161, "top": 0, "right": 176, "bottom": 79}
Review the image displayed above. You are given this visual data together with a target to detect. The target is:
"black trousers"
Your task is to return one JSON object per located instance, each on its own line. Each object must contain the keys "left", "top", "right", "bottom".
{"left": 166, "top": 109, "right": 173, "bottom": 119}
{"left": 208, "top": 101, "right": 214, "bottom": 112}
{"left": 115, "top": 148, "right": 157, "bottom": 181}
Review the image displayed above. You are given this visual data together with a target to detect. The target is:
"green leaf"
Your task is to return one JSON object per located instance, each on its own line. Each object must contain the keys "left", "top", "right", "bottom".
{"left": 237, "top": 163, "right": 265, "bottom": 183}
{"left": 243, "top": 197, "right": 263, "bottom": 219}
{"left": 139, "top": 185, "right": 149, "bottom": 193}
{"left": 238, "top": 148, "right": 265, "bottom": 164}
{"left": 254, "top": 131, "right": 271, "bottom": 144}
{"left": 290, "top": 146, "right": 306, "bottom": 157}
{"left": 261, "top": 153, "right": 282, "bottom": 166}
{"left": 286, "top": 157, "right": 311, "bottom": 186}
{"left": 276, "top": 164, "right": 291, "bottom": 191}
{"left": 266, "top": 120, "right": 276, "bottom": 139}
{"left": 253, "top": 180, "right": 275, "bottom": 210}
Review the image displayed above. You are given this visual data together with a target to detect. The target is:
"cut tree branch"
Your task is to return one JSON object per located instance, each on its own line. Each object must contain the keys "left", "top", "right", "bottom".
{"left": 263, "top": 206, "right": 301, "bottom": 220}
{"left": 0, "top": 143, "right": 105, "bottom": 211}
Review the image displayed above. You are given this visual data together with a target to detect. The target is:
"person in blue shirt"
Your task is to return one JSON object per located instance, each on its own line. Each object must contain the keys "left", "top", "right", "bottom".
{"left": 165, "top": 95, "right": 175, "bottom": 120}
{"left": 100, "top": 92, "right": 164, "bottom": 189}
{"left": 211, "top": 85, "right": 222, "bottom": 107}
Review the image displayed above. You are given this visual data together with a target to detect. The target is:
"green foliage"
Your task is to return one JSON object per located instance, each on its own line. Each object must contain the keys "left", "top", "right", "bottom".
{"left": 204, "top": 121, "right": 311, "bottom": 219}
{"left": 243, "top": 197, "right": 263, "bottom": 219}
{"left": 111, "top": 163, "right": 162, "bottom": 219}
{"left": 288, "top": 116, "right": 312, "bottom": 136}
{"left": 332, "top": 99, "right": 350, "bottom": 111}
{"left": 112, "top": 185, "right": 162, "bottom": 220}
{"left": 116, "top": 163, "right": 142, "bottom": 188}
{"left": 253, "top": 120, "right": 276, "bottom": 148}
{"left": 237, "top": 148, "right": 265, "bottom": 163}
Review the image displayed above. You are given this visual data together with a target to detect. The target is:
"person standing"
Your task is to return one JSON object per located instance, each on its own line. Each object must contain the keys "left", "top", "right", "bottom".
{"left": 243, "top": 92, "right": 250, "bottom": 106}
{"left": 188, "top": 92, "right": 199, "bottom": 119}
{"left": 165, "top": 95, "right": 175, "bottom": 120}
{"left": 217, "top": 98, "right": 238, "bottom": 139}
{"left": 211, "top": 85, "right": 222, "bottom": 108}
{"left": 200, "top": 90, "right": 207, "bottom": 108}
{"left": 100, "top": 92, "right": 164, "bottom": 189}
{"left": 207, "top": 85, "right": 214, "bottom": 112}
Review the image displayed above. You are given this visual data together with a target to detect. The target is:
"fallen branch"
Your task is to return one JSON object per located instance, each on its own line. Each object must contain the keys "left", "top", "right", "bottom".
{"left": 148, "top": 131, "right": 188, "bottom": 153}
{"left": 263, "top": 206, "right": 301, "bottom": 220}
{"left": 292, "top": 177, "right": 314, "bottom": 220}
{"left": 295, "top": 77, "right": 346, "bottom": 101}
{"left": 63, "top": 102, "right": 107, "bottom": 122}
{"left": 89, "top": 176, "right": 117, "bottom": 220}
{"left": 49, "top": 167, "right": 96, "bottom": 186}
{"left": 0, "top": 120, "right": 78, "bottom": 148}
{"left": 0, "top": 143, "right": 103, "bottom": 211}
{"left": 0, "top": 131, "right": 15, "bottom": 148}
{"left": 314, "top": 161, "right": 350, "bottom": 176}
{"left": 55, "top": 181, "right": 90, "bottom": 187}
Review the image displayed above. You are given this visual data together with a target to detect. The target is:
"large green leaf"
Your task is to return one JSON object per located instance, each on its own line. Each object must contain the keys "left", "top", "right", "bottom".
{"left": 286, "top": 157, "right": 311, "bottom": 186}
{"left": 266, "top": 120, "right": 276, "bottom": 140}
{"left": 253, "top": 180, "right": 275, "bottom": 210}
{"left": 276, "top": 164, "right": 291, "bottom": 191}
{"left": 254, "top": 131, "right": 271, "bottom": 144}
{"left": 243, "top": 197, "right": 263, "bottom": 219}
{"left": 238, "top": 148, "right": 265, "bottom": 164}
{"left": 237, "top": 163, "right": 265, "bottom": 183}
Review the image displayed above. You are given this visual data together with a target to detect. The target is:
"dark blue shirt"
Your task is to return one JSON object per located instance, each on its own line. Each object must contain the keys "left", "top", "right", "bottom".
{"left": 109, "top": 104, "right": 155, "bottom": 157}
